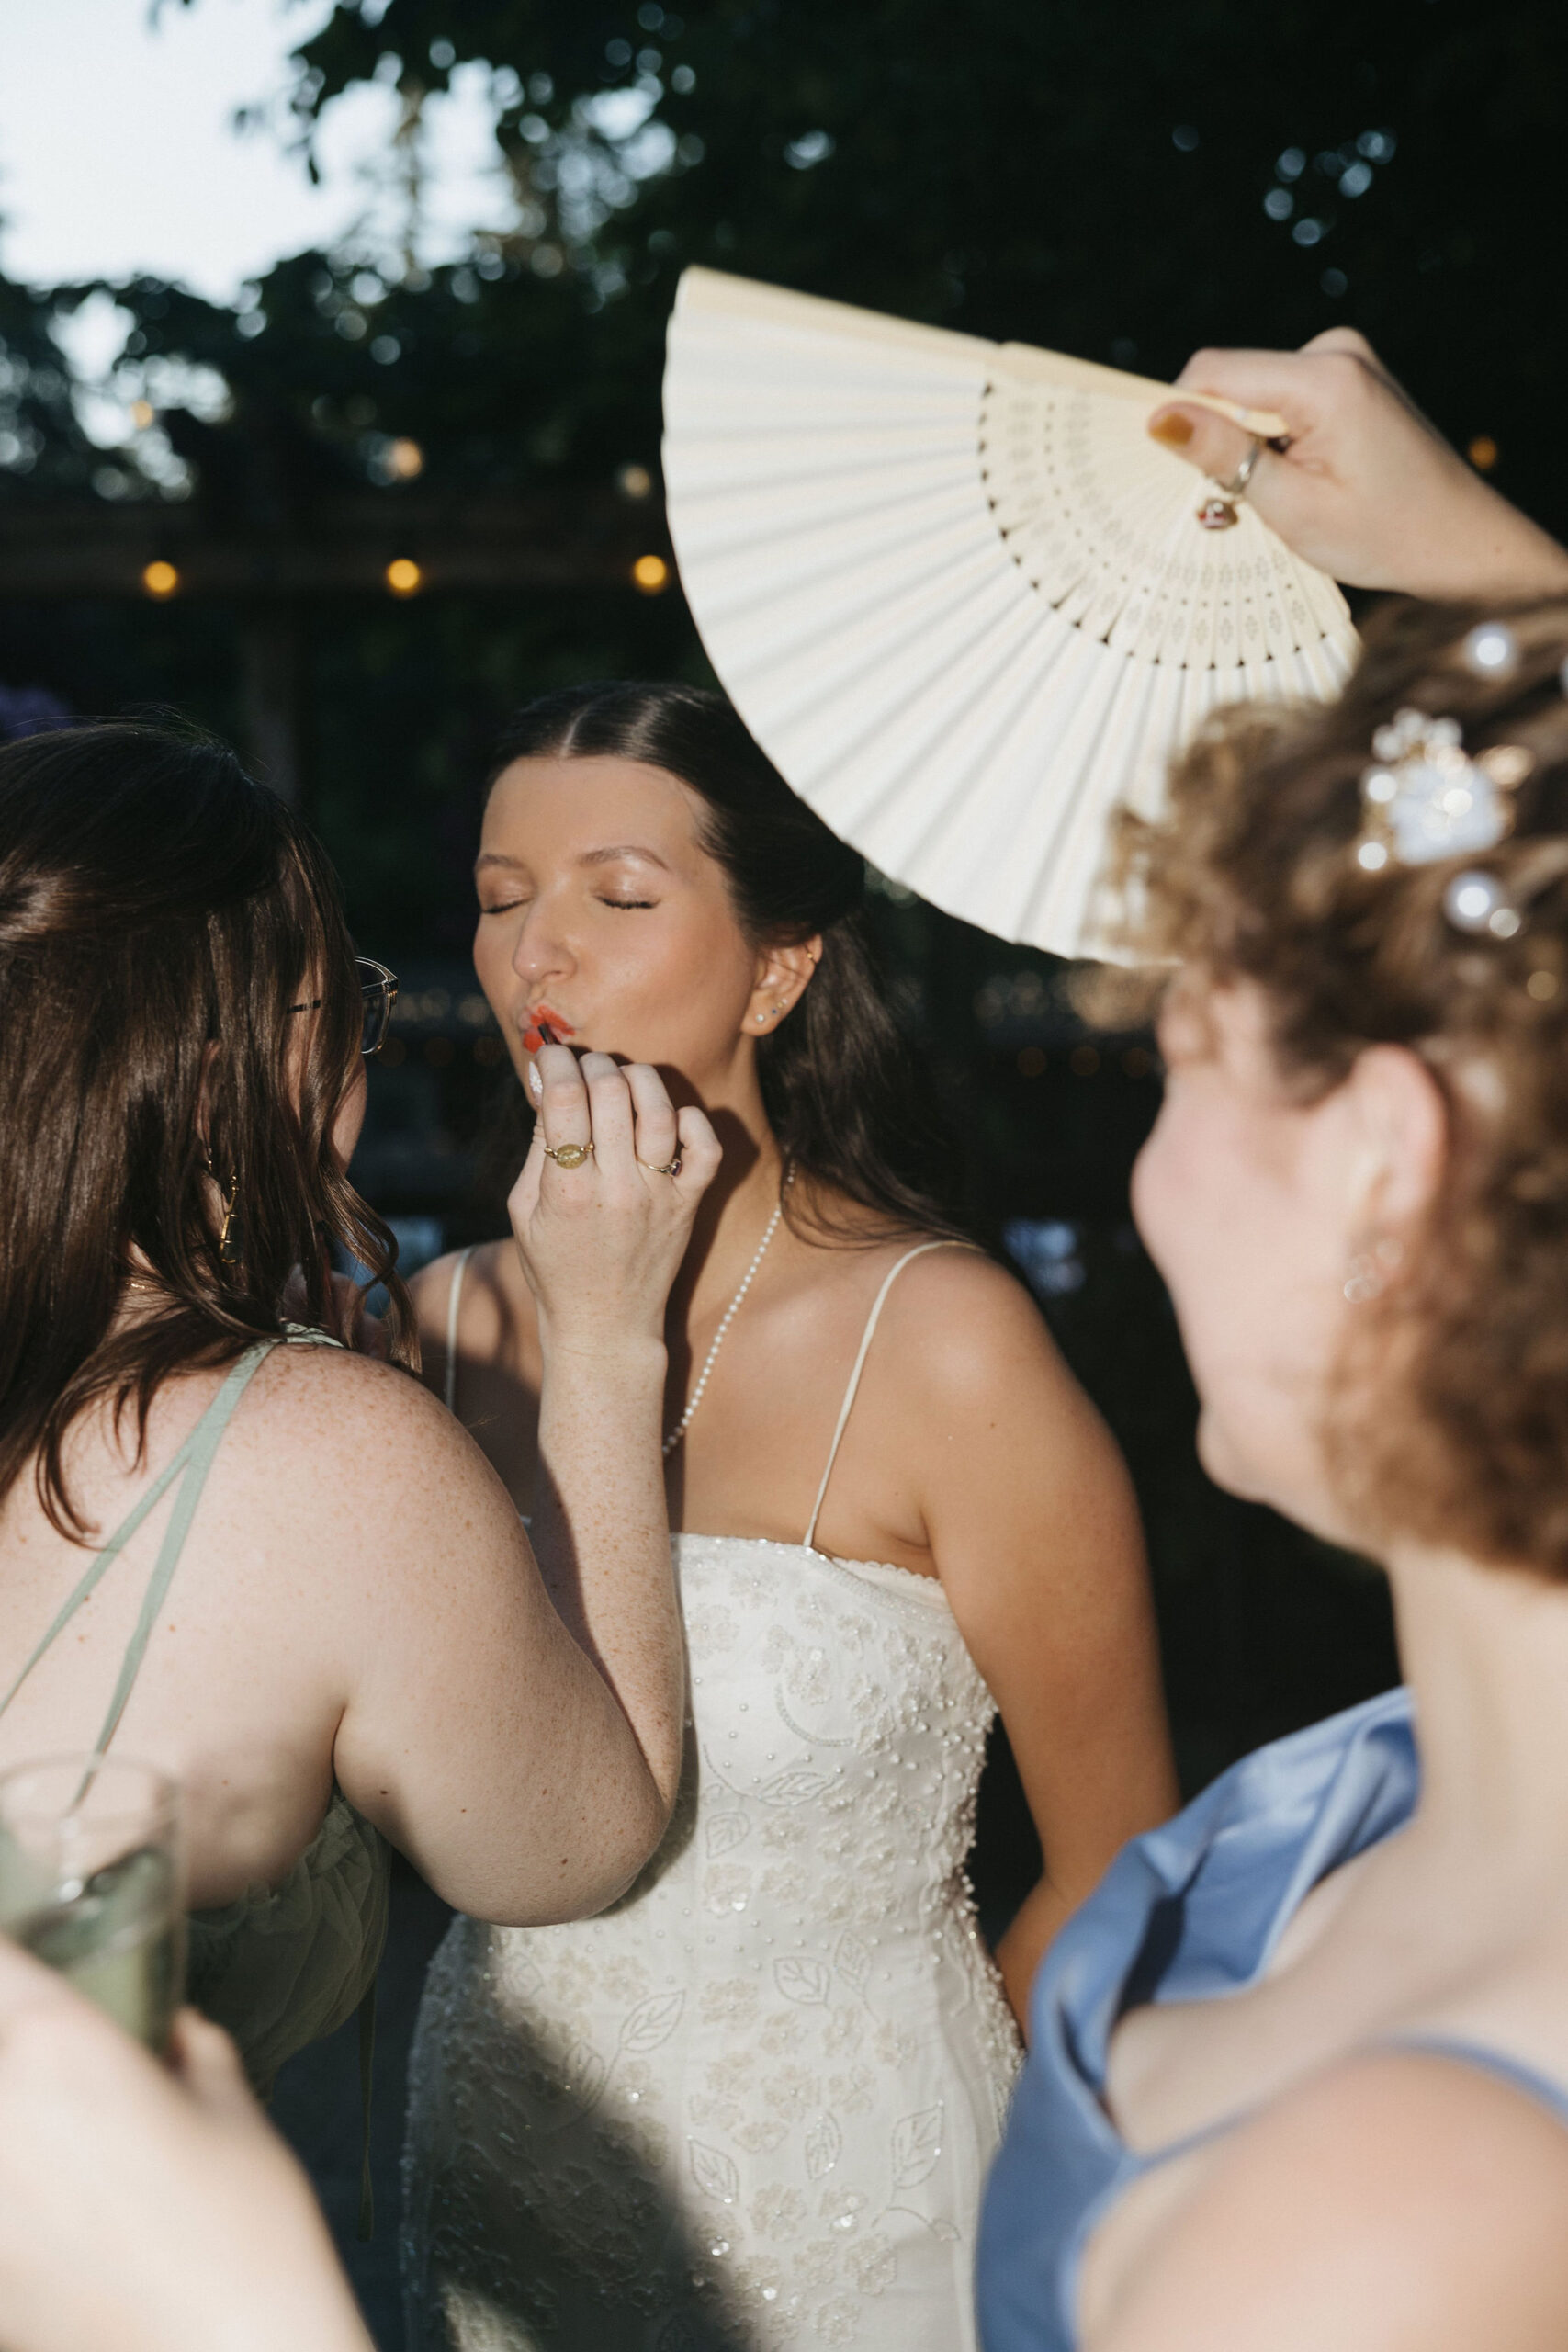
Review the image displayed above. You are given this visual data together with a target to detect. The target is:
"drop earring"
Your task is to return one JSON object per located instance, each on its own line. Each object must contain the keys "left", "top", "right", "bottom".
{"left": 206, "top": 1159, "right": 241, "bottom": 1267}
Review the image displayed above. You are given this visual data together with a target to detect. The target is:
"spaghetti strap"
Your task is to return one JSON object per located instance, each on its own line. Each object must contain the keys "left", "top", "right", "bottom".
{"left": 0, "top": 1340, "right": 276, "bottom": 1758}
{"left": 445, "top": 1246, "right": 477, "bottom": 1417}
{"left": 803, "top": 1241, "right": 975, "bottom": 1552}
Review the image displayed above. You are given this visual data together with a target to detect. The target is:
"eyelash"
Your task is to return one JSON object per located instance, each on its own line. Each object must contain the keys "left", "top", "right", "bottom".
{"left": 478, "top": 895, "right": 657, "bottom": 914}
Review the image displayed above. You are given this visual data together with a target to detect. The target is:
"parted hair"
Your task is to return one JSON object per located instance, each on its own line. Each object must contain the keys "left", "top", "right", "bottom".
{"left": 0, "top": 718, "right": 411, "bottom": 1540}
{"left": 485, "top": 681, "right": 966, "bottom": 1245}
{"left": 1110, "top": 595, "right": 1568, "bottom": 1573}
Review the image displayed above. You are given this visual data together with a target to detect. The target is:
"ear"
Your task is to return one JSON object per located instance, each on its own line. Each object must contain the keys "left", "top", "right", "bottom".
{"left": 742, "top": 935, "right": 823, "bottom": 1037}
{"left": 1339, "top": 1044, "right": 1449, "bottom": 1236}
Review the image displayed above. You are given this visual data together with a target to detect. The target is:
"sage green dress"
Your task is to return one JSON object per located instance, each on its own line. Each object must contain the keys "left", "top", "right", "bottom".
{"left": 0, "top": 1337, "right": 389, "bottom": 2214}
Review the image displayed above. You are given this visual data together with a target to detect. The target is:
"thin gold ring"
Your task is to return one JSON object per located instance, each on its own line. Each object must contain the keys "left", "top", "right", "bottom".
{"left": 543, "top": 1140, "right": 594, "bottom": 1170}
{"left": 641, "top": 1157, "right": 682, "bottom": 1177}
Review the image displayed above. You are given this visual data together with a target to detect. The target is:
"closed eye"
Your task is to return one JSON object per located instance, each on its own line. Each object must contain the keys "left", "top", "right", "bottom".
{"left": 479, "top": 897, "right": 530, "bottom": 915}
{"left": 598, "top": 897, "right": 658, "bottom": 910}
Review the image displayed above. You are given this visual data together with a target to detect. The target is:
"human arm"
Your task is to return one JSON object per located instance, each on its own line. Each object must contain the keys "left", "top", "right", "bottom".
{"left": 1146, "top": 328, "right": 1568, "bottom": 600}
{"left": 1084, "top": 2051, "right": 1568, "bottom": 2350}
{"left": 880, "top": 1255, "right": 1178, "bottom": 2027}
{"left": 0, "top": 1937, "right": 370, "bottom": 2352}
{"left": 317, "top": 1051, "right": 718, "bottom": 1920}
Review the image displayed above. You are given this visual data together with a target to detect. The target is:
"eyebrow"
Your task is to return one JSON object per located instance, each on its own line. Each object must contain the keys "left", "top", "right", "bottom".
{"left": 474, "top": 843, "right": 674, "bottom": 876}
{"left": 578, "top": 844, "right": 673, "bottom": 872}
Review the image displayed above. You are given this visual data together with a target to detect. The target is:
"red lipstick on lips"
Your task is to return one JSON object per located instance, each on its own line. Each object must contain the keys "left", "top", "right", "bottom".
{"left": 523, "top": 1007, "right": 573, "bottom": 1054}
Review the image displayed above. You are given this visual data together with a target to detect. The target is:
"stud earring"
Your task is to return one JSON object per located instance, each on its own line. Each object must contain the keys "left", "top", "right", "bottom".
{"left": 1344, "top": 1235, "right": 1404, "bottom": 1305}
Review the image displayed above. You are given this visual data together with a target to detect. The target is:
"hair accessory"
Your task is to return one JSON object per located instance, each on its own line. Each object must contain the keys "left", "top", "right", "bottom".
{"left": 1461, "top": 621, "right": 1522, "bottom": 680}
{"left": 1355, "top": 707, "right": 1526, "bottom": 873}
{"left": 1442, "top": 869, "right": 1523, "bottom": 938}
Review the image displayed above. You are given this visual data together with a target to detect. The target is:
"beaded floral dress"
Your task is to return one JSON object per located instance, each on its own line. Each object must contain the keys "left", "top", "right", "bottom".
{"left": 403, "top": 1248, "right": 1024, "bottom": 2352}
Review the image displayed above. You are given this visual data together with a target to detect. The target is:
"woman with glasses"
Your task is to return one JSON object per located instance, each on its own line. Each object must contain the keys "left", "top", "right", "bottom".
{"left": 0, "top": 718, "right": 719, "bottom": 2115}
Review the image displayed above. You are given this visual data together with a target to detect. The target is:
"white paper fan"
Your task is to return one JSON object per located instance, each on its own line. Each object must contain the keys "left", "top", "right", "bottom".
{"left": 661, "top": 267, "right": 1359, "bottom": 958}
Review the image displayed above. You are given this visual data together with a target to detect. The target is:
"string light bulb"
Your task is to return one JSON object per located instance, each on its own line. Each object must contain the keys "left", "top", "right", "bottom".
{"left": 141, "top": 560, "right": 178, "bottom": 599}
{"left": 386, "top": 557, "right": 423, "bottom": 596}
{"left": 633, "top": 553, "right": 670, "bottom": 594}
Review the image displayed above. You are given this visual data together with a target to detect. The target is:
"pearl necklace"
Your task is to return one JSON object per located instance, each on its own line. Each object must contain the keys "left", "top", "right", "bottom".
{"left": 662, "top": 1178, "right": 789, "bottom": 1460}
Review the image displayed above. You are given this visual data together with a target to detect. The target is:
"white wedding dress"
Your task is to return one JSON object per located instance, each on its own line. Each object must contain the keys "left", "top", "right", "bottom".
{"left": 403, "top": 1247, "right": 1024, "bottom": 2352}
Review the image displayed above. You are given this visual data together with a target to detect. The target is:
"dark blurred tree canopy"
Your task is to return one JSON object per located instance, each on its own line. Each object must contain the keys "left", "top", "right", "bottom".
{"left": 3, "top": 0, "right": 1564, "bottom": 522}
{"left": 2, "top": 0, "right": 1561, "bottom": 937}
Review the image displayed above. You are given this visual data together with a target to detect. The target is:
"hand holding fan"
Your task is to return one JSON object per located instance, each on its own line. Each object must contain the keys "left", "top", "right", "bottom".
{"left": 661, "top": 267, "right": 1358, "bottom": 958}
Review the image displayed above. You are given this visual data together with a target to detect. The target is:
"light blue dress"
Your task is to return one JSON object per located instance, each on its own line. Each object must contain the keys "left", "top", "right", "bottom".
{"left": 976, "top": 1687, "right": 1568, "bottom": 2350}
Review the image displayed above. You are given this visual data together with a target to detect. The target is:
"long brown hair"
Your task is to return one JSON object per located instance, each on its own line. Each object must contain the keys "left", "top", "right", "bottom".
{"left": 485, "top": 682, "right": 967, "bottom": 1244}
{"left": 0, "top": 718, "right": 412, "bottom": 1539}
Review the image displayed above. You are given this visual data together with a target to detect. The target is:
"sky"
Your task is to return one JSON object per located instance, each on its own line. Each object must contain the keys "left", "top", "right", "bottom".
{"left": 0, "top": 0, "right": 514, "bottom": 304}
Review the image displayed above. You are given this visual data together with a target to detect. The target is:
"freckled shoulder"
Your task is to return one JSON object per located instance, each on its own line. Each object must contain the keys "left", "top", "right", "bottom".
{"left": 231, "top": 1337, "right": 485, "bottom": 1482}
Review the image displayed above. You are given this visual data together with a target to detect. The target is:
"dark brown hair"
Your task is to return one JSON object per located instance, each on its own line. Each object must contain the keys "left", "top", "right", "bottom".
{"left": 1111, "top": 596, "right": 1568, "bottom": 1572}
{"left": 0, "top": 718, "right": 412, "bottom": 1539}
{"left": 485, "top": 681, "right": 966, "bottom": 1244}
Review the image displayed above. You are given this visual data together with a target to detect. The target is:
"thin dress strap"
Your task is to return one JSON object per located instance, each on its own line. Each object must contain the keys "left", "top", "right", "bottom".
{"left": 0, "top": 1340, "right": 276, "bottom": 1759}
{"left": 803, "top": 1241, "right": 974, "bottom": 1552}
{"left": 445, "top": 1245, "right": 478, "bottom": 1416}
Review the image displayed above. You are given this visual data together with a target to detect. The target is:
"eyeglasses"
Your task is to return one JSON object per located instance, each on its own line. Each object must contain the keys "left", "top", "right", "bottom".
{"left": 288, "top": 957, "right": 400, "bottom": 1057}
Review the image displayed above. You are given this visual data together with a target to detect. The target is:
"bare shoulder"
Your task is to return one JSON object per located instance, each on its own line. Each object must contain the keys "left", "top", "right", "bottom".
{"left": 873, "top": 1238, "right": 1084, "bottom": 1415}
{"left": 1098, "top": 2050, "right": 1568, "bottom": 2351}
{"left": 233, "top": 1337, "right": 485, "bottom": 1484}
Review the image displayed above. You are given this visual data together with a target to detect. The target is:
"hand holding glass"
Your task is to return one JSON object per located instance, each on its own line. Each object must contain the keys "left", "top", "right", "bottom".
{"left": 0, "top": 1756, "right": 185, "bottom": 2052}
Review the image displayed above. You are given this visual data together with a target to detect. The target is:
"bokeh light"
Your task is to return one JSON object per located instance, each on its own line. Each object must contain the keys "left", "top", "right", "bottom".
{"left": 633, "top": 552, "right": 671, "bottom": 593}
{"left": 141, "top": 559, "right": 178, "bottom": 598}
{"left": 386, "top": 557, "right": 423, "bottom": 595}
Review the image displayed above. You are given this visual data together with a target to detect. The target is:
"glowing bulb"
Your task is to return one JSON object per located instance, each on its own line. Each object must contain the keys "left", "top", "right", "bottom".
{"left": 386, "top": 558, "right": 423, "bottom": 596}
{"left": 130, "top": 400, "right": 155, "bottom": 430}
{"left": 141, "top": 560, "right": 178, "bottom": 599}
{"left": 1467, "top": 435, "right": 1498, "bottom": 472}
{"left": 386, "top": 436, "right": 424, "bottom": 479}
{"left": 632, "top": 552, "right": 670, "bottom": 594}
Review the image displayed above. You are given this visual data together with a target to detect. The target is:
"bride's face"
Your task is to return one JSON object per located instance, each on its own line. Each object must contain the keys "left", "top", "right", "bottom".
{"left": 473, "top": 753, "right": 769, "bottom": 1096}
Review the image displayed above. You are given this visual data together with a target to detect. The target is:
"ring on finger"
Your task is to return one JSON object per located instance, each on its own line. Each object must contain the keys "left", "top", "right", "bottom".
{"left": 543, "top": 1140, "right": 595, "bottom": 1170}
{"left": 640, "top": 1156, "right": 682, "bottom": 1177}
{"left": 1217, "top": 435, "right": 1265, "bottom": 498}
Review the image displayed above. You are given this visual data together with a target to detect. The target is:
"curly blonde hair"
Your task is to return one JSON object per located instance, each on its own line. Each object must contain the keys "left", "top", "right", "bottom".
{"left": 1110, "top": 596, "right": 1568, "bottom": 1574}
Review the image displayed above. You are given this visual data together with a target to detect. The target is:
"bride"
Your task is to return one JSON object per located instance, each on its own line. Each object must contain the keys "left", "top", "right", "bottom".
{"left": 401, "top": 683, "right": 1176, "bottom": 2352}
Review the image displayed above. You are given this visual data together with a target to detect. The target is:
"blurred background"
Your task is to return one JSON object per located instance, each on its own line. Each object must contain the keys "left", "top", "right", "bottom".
{"left": 3, "top": 0, "right": 1561, "bottom": 2332}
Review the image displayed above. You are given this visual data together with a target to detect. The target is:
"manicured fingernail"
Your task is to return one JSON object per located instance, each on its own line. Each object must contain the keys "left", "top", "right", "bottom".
{"left": 523, "top": 1025, "right": 544, "bottom": 1054}
{"left": 1148, "top": 408, "right": 1195, "bottom": 447}
{"left": 525, "top": 1061, "right": 543, "bottom": 1102}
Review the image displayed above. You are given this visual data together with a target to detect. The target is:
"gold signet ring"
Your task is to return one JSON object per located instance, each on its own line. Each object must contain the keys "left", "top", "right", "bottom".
{"left": 544, "top": 1141, "right": 594, "bottom": 1169}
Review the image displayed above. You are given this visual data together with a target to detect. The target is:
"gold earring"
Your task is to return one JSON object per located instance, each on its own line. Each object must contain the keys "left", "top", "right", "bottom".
{"left": 207, "top": 1163, "right": 240, "bottom": 1267}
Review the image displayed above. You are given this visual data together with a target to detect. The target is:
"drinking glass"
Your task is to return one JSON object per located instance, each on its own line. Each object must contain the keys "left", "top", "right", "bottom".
{"left": 0, "top": 1754, "right": 186, "bottom": 2052}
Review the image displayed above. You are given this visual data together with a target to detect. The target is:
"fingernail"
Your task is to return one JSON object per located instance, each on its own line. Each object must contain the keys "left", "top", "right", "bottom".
{"left": 1148, "top": 408, "right": 1195, "bottom": 447}
{"left": 525, "top": 1061, "right": 543, "bottom": 1103}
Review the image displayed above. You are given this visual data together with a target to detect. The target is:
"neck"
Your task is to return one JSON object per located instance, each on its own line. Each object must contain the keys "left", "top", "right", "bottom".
{"left": 668, "top": 1055, "right": 789, "bottom": 1326}
{"left": 1387, "top": 1537, "right": 1568, "bottom": 1884}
